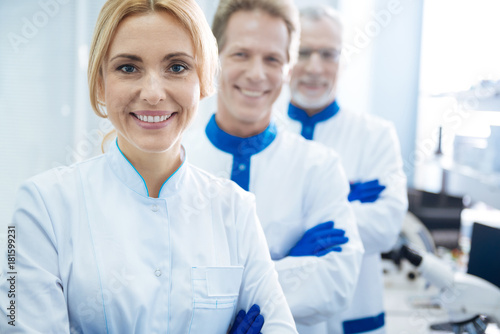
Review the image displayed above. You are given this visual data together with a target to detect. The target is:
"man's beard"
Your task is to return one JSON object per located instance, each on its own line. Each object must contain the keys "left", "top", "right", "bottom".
{"left": 291, "top": 85, "right": 333, "bottom": 112}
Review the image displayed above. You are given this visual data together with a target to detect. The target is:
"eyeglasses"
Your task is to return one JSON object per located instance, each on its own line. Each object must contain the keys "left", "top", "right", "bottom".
{"left": 298, "top": 48, "right": 341, "bottom": 63}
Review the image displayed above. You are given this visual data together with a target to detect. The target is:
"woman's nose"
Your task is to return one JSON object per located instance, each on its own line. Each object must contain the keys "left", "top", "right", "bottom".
{"left": 140, "top": 73, "right": 166, "bottom": 105}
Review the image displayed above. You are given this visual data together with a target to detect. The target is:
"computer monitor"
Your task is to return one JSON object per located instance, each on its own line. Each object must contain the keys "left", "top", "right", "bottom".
{"left": 467, "top": 222, "right": 500, "bottom": 289}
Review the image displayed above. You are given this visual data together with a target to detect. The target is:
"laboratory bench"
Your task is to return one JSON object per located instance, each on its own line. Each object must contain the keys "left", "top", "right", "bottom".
{"left": 442, "top": 160, "right": 500, "bottom": 210}
{"left": 383, "top": 262, "right": 500, "bottom": 334}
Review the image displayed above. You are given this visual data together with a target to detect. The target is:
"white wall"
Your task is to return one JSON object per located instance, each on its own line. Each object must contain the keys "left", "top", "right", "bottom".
{"left": 369, "top": 0, "right": 423, "bottom": 186}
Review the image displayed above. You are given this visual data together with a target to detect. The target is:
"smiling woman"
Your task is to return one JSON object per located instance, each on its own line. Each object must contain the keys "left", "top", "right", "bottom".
{"left": 0, "top": 0, "right": 298, "bottom": 333}
{"left": 100, "top": 11, "right": 201, "bottom": 197}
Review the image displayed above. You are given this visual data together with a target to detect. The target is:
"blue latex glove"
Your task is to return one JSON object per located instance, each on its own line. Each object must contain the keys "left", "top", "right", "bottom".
{"left": 289, "top": 221, "right": 349, "bottom": 257}
{"left": 348, "top": 179, "right": 386, "bottom": 203}
{"left": 228, "top": 304, "right": 264, "bottom": 334}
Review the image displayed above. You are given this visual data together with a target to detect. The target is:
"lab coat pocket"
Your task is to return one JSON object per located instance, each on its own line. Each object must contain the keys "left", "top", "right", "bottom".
{"left": 188, "top": 266, "right": 244, "bottom": 334}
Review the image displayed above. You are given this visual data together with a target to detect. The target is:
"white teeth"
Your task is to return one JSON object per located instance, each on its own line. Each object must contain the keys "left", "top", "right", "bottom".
{"left": 240, "top": 89, "right": 264, "bottom": 97}
{"left": 136, "top": 114, "right": 172, "bottom": 123}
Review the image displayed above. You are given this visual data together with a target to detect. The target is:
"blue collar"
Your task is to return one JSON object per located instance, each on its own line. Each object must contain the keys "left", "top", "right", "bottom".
{"left": 106, "top": 138, "right": 186, "bottom": 198}
{"left": 205, "top": 114, "right": 277, "bottom": 191}
{"left": 205, "top": 114, "right": 277, "bottom": 157}
{"left": 288, "top": 100, "right": 340, "bottom": 139}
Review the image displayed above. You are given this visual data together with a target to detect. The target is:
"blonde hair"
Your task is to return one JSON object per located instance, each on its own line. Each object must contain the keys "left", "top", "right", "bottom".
{"left": 212, "top": 0, "right": 300, "bottom": 67}
{"left": 88, "top": 0, "right": 218, "bottom": 118}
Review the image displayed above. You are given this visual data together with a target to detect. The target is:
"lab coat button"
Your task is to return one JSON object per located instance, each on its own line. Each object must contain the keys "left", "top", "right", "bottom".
{"left": 155, "top": 269, "right": 161, "bottom": 277}
{"left": 151, "top": 204, "right": 159, "bottom": 212}
{"left": 238, "top": 164, "right": 246, "bottom": 171}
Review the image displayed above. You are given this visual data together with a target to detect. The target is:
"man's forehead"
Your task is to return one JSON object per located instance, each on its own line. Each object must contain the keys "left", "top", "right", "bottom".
{"left": 300, "top": 18, "right": 342, "bottom": 47}
{"left": 300, "top": 36, "right": 342, "bottom": 49}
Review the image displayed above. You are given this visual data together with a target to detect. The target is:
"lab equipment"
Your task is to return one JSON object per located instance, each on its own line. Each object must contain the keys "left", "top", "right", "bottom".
{"left": 407, "top": 188, "right": 463, "bottom": 249}
{"left": 348, "top": 179, "right": 386, "bottom": 203}
{"left": 288, "top": 221, "right": 348, "bottom": 256}
{"left": 467, "top": 222, "right": 500, "bottom": 289}
{"left": 402, "top": 245, "right": 500, "bottom": 334}
{"left": 229, "top": 304, "right": 264, "bottom": 334}
{"left": 489, "top": 126, "right": 500, "bottom": 172}
{"left": 381, "top": 211, "right": 436, "bottom": 278}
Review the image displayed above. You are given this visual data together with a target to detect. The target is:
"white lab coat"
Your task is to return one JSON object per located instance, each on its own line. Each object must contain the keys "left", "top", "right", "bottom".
{"left": 287, "top": 104, "right": 408, "bottom": 334}
{"left": 0, "top": 139, "right": 297, "bottom": 334}
{"left": 183, "top": 114, "right": 364, "bottom": 332}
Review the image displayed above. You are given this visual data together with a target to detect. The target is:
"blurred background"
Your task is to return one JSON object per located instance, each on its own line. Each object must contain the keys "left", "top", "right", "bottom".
{"left": 1, "top": 1, "right": 500, "bottom": 333}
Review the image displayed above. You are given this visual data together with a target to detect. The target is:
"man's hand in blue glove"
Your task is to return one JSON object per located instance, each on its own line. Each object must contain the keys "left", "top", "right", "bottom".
{"left": 228, "top": 304, "right": 264, "bottom": 334}
{"left": 348, "top": 179, "right": 386, "bottom": 203}
{"left": 288, "top": 221, "right": 349, "bottom": 257}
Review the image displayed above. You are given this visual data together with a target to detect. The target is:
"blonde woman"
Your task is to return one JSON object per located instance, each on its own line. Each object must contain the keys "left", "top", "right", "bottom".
{"left": 0, "top": 0, "right": 297, "bottom": 333}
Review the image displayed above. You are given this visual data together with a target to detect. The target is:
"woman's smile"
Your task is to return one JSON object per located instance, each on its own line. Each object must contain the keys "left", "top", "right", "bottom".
{"left": 131, "top": 111, "right": 177, "bottom": 129}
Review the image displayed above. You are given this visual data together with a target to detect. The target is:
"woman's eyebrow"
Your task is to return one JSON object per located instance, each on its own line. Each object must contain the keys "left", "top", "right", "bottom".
{"left": 109, "top": 54, "right": 142, "bottom": 62}
{"left": 109, "top": 52, "right": 194, "bottom": 63}
{"left": 163, "top": 52, "right": 195, "bottom": 61}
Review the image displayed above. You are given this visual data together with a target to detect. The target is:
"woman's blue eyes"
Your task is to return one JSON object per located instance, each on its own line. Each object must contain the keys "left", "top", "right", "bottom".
{"left": 119, "top": 65, "right": 136, "bottom": 73}
{"left": 117, "top": 64, "right": 187, "bottom": 74}
{"left": 170, "top": 64, "right": 186, "bottom": 73}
